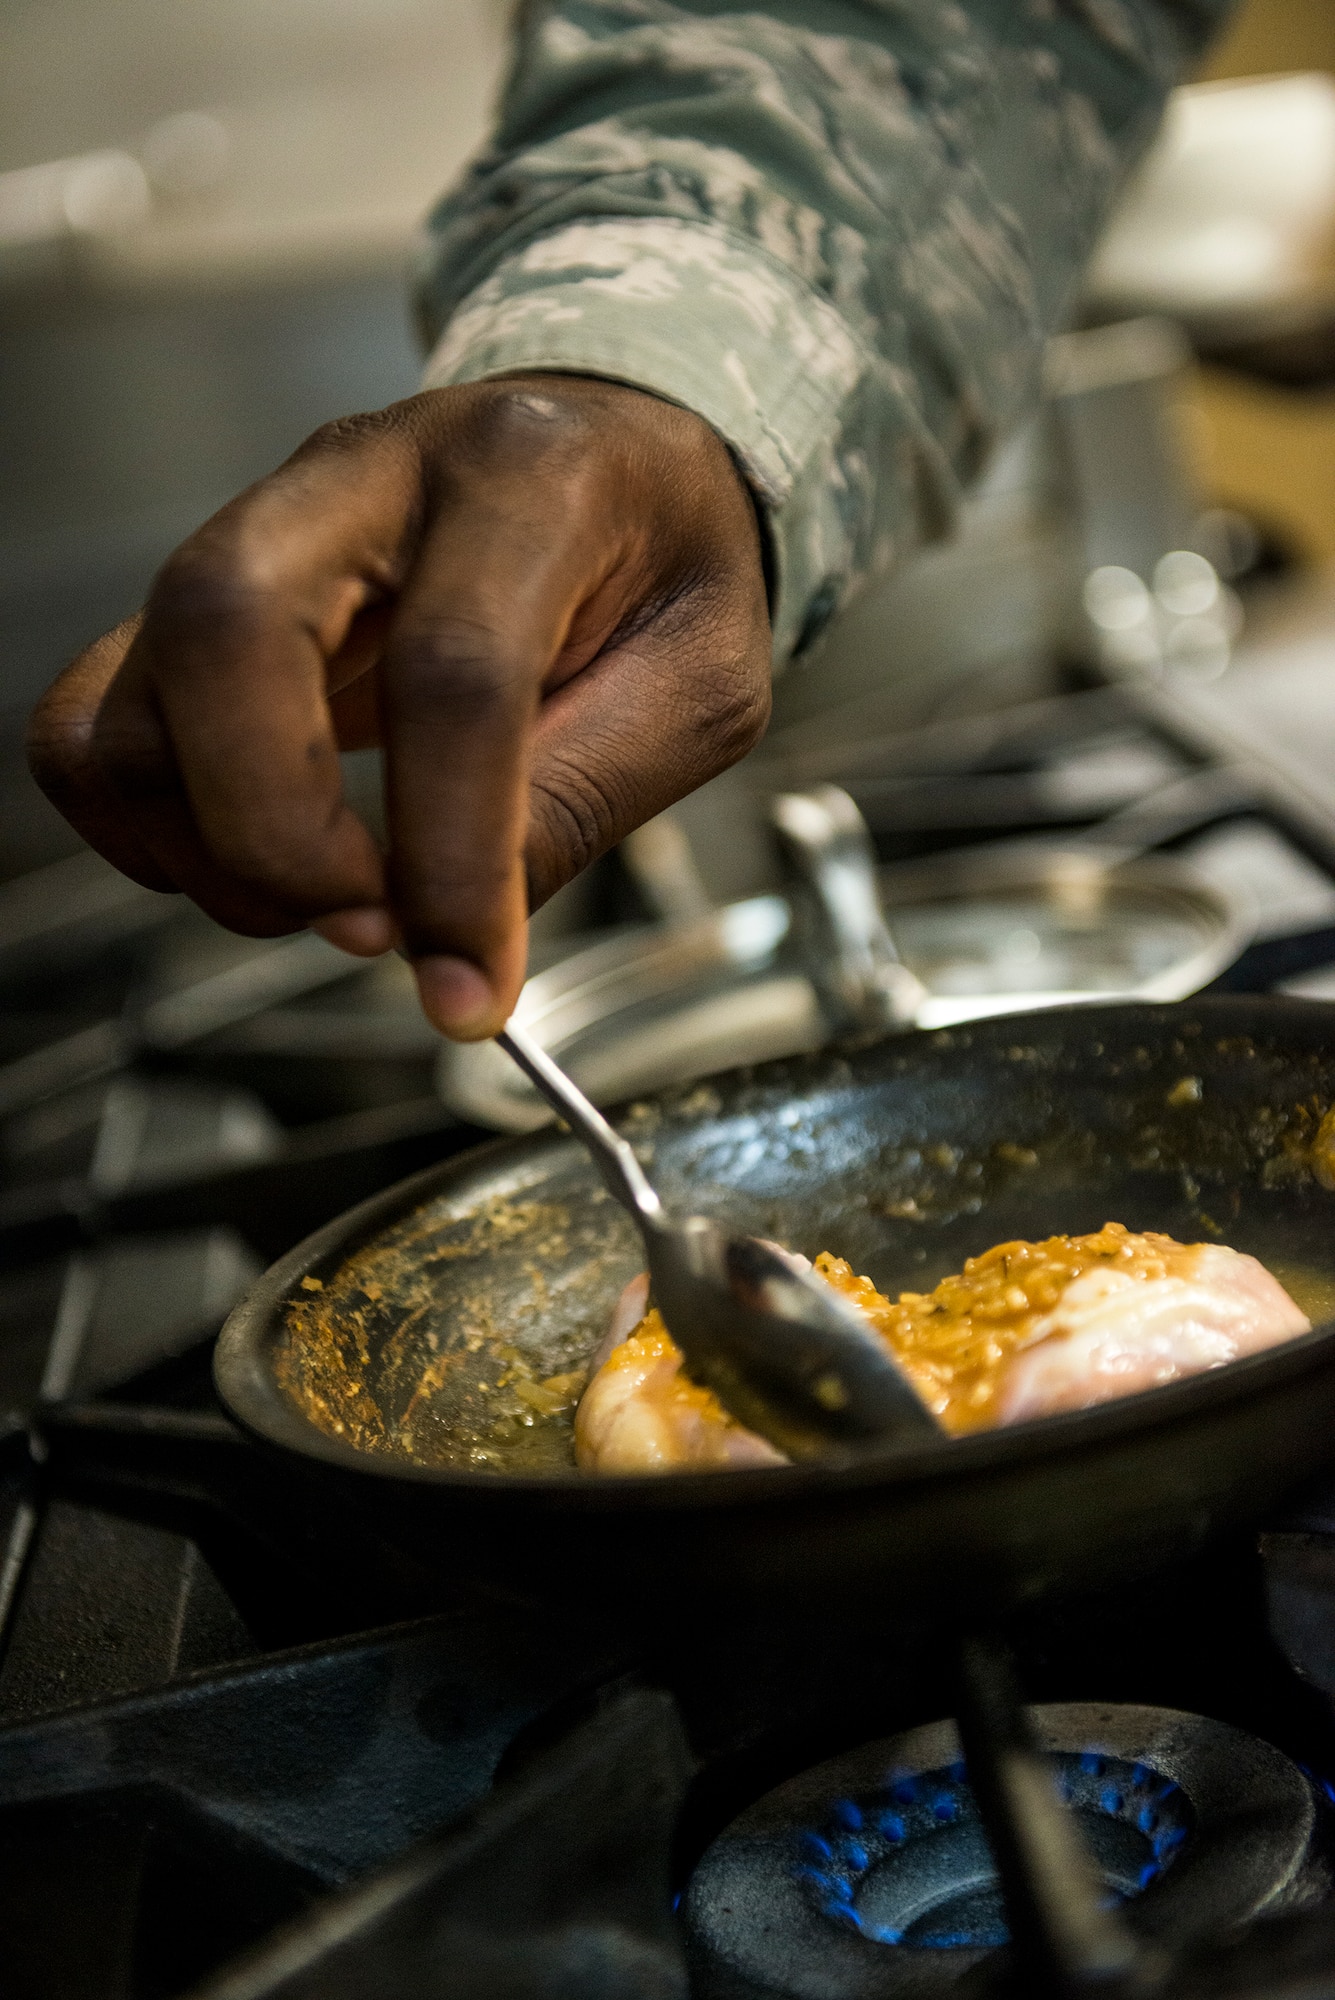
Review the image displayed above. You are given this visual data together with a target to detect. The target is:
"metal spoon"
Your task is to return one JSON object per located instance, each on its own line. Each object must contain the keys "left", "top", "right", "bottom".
{"left": 497, "top": 1020, "right": 940, "bottom": 1461}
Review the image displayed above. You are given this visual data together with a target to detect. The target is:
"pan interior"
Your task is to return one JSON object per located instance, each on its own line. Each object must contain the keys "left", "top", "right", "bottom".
{"left": 270, "top": 1008, "right": 1335, "bottom": 1479}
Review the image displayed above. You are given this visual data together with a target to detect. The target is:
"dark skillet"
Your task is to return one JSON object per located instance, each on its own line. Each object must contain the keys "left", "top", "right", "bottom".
{"left": 214, "top": 997, "right": 1335, "bottom": 1619}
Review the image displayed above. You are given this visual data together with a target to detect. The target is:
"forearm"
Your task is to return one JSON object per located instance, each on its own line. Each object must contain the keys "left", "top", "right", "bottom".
{"left": 417, "top": 0, "right": 1233, "bottom": 658}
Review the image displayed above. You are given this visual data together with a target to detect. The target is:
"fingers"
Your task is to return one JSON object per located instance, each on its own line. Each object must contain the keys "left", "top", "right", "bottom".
{"left": 120, "top": 461, "right": 407, "bottom": 927}
{"left": 378, "top": 448, "right": 606, "bottom": 1037}
{"left": 27, "top": 376, "right": 773, "bottom": 1042}
{"left": 26, "top": 615, "right": 176, "bottom": 892}
{"left": 52, "top": 423, "right": 423, "bottom": 942}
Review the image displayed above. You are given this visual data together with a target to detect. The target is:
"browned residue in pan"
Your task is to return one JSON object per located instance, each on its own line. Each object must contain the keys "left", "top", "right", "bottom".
{"left": 275, "top": 1194, "right": 578, "bottom": 1460}
{"left": 1310, "top": 1106, "right": 1335, "bottom": 1191}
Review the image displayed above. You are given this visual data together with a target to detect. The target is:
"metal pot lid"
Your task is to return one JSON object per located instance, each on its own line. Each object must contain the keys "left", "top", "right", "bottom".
{"left": 888, "top": 845, "right": 1255, "bottom": 1030}
{"left": 436, "top": 847, "right": 1253, "bottom": 1132}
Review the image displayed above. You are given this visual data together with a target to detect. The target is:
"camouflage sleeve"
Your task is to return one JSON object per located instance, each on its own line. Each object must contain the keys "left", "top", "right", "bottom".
{"left": 417, "top": 0, "right": 1233, "bottom": 661}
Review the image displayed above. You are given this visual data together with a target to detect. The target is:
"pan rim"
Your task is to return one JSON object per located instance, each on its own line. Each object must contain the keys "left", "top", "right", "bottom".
{"left": 215, "top": 994, "right": 1335, "bottom": 1509}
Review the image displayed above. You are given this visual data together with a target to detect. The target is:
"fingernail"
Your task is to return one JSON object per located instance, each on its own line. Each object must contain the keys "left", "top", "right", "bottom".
{"left": 311, "top": 908, "right": 398, "bottom": 957}
{"left": 415, "top": 955, "right": 499, "bottom": 1039}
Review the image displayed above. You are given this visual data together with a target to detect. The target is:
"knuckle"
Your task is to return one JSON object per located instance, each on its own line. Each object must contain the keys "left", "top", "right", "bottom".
{"left": 148, "top": 538, "right": 279, "bottom": 641}
{"left": 305, "top": 404, "right": 402, "bottom": 456}
{"left": 452, "top": 380, "right": 590, "bottom": 470}
{"left": 93, "top": 721, "right": 177, "bottom": 802}
{"left": 26, "top": 618, "right": 142, "bottom": 798}
{"left": 386, "top": 618, "right": 528, "bottom": 719}
{"left": 205, "top": 835, "right": 332, "bottom": 915}
{"left": 184, "top": 878, "right": 305, "bottom": 938}
{"left": 395, "top": 863, "right": 517, "bottom": 957}
{"left": 206, "top": 818, "right": 292, "bottom": 884}
{"left": 87, "top": 689, "right": 180, "bottom": 804}
{"left": 400, "top": 855, "right": 513, "bottom": 918}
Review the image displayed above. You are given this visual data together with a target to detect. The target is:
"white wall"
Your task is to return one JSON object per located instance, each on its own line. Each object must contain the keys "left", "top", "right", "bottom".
{"left": 0, "top": 0, "right": 512, "bottom": 283}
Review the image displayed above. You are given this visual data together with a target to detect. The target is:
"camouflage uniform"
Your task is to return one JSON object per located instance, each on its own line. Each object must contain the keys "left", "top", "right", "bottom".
{"left": 418, "top": 0, "right": 1232, "bottom": 662}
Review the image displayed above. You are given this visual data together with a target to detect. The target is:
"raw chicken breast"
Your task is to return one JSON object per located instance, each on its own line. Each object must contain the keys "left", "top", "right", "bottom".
{"left": 995, "top": 1244, "right": 1310, "bottom": 1423}
{"left": 573, "top": 1302, "right": 788, "bottom": 1474}
{"left": 824, "top": 1225, "right": 1311, "bottom": 1434}
{"left": 574, "top": 1225, "right": 1311, "bottom": 1474}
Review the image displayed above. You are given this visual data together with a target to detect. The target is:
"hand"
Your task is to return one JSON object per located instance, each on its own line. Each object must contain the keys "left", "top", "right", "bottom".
{"left": 27, "top": 376, "right": 771, "bottom": 1038}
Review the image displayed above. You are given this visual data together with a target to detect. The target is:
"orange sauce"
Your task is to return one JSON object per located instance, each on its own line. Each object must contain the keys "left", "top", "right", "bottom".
{"left": 596, "top": 1312, "right": 734, "bottom": 1423}
{"left": 814, "top": 1223, "right": 1208, "bottom": 1433}
{"left": 608, "top": 1223, "right": 1213, "bottom": 1442}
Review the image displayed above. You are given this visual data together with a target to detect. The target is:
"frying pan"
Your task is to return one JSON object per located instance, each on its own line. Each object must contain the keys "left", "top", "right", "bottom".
{"left": 215, "top": 997, "right": 1335, "bottom": 1621}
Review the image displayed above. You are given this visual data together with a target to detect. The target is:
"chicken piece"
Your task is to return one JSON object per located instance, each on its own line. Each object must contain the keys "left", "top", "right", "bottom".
{"left": 574, "top": 1269, "right": 790, "bottom": 1473}
{"left": 589, "top": 1270, "right": 650, "bottom": 1373}
{"left": 574, "top": 1225, "right": 1311, "bottom": 1473}
{"left": 849, "top": 1224, "right": 1309, "bottom": 1431}
{"left": 994, "top": 1244, "right": 1310, "bottom": 1423}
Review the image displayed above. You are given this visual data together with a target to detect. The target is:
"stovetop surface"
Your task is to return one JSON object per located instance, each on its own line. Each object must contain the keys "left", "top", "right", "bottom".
{"left": 6, "top": 660, "right": 1335, "bottom": 1996}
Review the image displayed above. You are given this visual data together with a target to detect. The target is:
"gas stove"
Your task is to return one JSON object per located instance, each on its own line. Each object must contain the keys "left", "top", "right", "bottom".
{"left": 7, "top": 615, "right": 1335, "bottom": 1996}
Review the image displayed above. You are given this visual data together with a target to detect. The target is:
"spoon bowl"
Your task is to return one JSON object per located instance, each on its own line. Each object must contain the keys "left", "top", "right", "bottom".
{"left": 496, "top": 1022, "right": 940, "bottom": 1459}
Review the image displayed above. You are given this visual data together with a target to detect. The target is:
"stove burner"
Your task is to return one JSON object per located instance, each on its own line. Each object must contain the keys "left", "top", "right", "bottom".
{"left": 684, "top": 1704, "right": 1323, "bottom": 1999}
{"left": 792, "top": 1746, "right": 1189, "bottom": 1952}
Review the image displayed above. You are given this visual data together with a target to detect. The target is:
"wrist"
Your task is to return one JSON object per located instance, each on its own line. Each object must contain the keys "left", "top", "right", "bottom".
{"left": 420, "top": 216, "right": 864, "bottom": 660}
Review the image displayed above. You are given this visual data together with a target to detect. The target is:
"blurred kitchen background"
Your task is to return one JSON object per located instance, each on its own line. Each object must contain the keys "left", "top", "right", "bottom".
{"left": 0, "top": 0, "right": 1332, "bottom": 877}
{"left": 0, "top": 0, "right": 513, "bottom": 873}
{"left": 3, "top": 0, "right": 1335, "bottom": 1071}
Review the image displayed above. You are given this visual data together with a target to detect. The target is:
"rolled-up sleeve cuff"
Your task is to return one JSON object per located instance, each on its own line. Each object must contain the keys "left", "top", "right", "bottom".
{"left": 420, "top": 216, "right": 870, "bottom": 661}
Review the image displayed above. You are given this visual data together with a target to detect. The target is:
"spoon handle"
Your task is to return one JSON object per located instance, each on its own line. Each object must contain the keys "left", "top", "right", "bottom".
{"left": 497, "top": 1023, "right": 664, "bottom": 1229}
